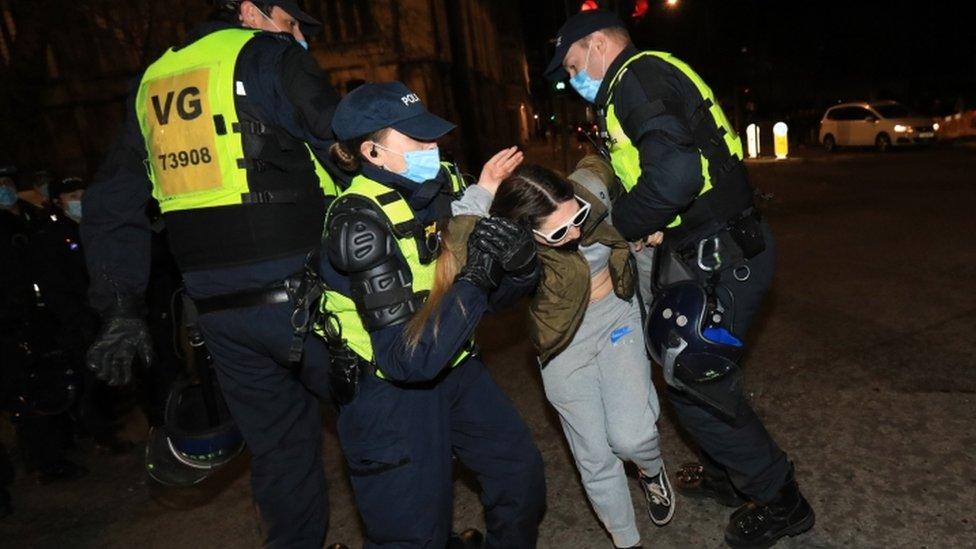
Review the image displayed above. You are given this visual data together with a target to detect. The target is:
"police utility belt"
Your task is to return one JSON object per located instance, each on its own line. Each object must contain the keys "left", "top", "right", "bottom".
{"left": 193, "top": 262, "right": 322, "bottom": 365}
{"left": 660, "top": 209, "right": 765, "bottom": 286}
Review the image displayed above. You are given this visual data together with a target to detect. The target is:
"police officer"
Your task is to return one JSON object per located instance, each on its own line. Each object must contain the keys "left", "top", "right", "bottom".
{"left": 31, "top": 178, "right": 98, "bottom": 348}
{"left": 1, "top": 172, "right": 89, "bottom": 484}
{"left": 319, "top": 82, "right": 545, "bottom": 548}
{"left": 546, "top": 10, "right": 814, "bottom": 548}
{"left": 30, "top": 177, "right": 133, "bottom": 454}
{"left": 82, "top": 1, "right": 341, "bottom": 546}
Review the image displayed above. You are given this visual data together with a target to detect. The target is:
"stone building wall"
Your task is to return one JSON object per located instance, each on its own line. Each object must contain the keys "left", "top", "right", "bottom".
{"left": 0, "top": 0, "right": 532, "bottom": 180}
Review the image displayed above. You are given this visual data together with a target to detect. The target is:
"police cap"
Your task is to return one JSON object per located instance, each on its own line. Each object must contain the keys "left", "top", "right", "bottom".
{"left": 331, "top": 81, "right": 456, "bottom": 142}
{"left": 545, "top": 9, "right": 624, "bottom": 81}
{"left": 48, "top": 177, "right": 84, "bottom": 201}
{"left": 266, "top": 0, "right": 321, "bottom": 35}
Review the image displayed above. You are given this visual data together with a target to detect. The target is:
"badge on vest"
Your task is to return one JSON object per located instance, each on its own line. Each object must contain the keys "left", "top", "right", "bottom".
{"left": 144, "top": 68, "right": 222, "bottom": 198}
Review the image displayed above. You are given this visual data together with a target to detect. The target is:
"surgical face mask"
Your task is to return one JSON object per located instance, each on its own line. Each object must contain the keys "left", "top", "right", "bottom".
{"left": 0, "top": 186, "right": 16, "bottom": 208}
{"left": 373, "top": 143, "right": 442, "bottom": 183}
{"left": 64, "top": 200, "right": 83, "bottom": 221}
{"left": 297, "top": 39, "right": 308, "bottom": 50}
{"left": 569, "top": 42, "right": 605, "bottom": 104}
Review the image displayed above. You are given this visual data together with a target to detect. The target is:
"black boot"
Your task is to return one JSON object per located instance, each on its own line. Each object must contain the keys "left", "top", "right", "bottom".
{"left": 724, "top": 471, "right": 815, "bottom": 548}
{"left": 674, "top": 462, "right": 745, "bottom": 507}
{"left": 448, "top": 528, "right": 484, "bottom": 549}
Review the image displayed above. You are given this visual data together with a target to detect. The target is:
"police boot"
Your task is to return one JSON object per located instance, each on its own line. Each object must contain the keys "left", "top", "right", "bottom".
{"left": 675, "top": 462, "right": 745, "bottom": 507}
{"left": 448, "top": 528, "right": 484, "bottom": 548}
{"left": 724, "top": 470, "right": 815, "bottom": 548}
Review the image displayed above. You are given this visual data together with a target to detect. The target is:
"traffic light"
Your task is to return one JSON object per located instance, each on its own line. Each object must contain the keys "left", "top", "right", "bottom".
{"left": 580, "top": 0, "right": 599, "bottom": 11}
{"left": 632, "top": 0, "right": 649, "bottom": 19}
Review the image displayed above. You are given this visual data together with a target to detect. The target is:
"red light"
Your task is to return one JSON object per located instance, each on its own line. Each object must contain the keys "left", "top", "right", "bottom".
{"left": 632, "top": 0, "right": 649, "bottom": 19}
{"left": 580, "top": 0, "right": 599, "bottom": 11}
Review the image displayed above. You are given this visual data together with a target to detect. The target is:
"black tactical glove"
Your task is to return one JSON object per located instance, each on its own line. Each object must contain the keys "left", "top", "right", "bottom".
{"left": 470, "top": 217, "right": 538, "bottom": 277}
{"left": 456, "top": 224, "right": 504, "bottom": 291}
{"left": 86, "top": 295, "right": 155, "bottom": 387}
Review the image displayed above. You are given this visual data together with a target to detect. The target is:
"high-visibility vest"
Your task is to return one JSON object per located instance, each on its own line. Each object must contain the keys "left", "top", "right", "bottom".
{"left": 318, "top": 165, "right": 471, "bottom": 378}
{"left": 135, "top": 28, "right": 338, "bottom": 214}
{"left": 603, "top": 51, "right": 747, "bottom": 232}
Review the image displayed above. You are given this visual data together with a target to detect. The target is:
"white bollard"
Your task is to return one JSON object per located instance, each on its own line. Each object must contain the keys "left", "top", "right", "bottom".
{"left": 746, "top": 123, "right": 760, "bottom": 159}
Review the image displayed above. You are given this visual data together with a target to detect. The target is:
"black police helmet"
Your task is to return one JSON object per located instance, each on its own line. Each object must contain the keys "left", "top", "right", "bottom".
{"left": 146, "top": 376, "right": 244, "bottom": 487}
{"left": 645, "top": 281, "right": 745, "bottom": 418}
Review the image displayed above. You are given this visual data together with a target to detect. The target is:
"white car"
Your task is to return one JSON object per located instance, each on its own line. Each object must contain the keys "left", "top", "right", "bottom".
{"left": 819, "top": 101, "right": 938, "bottom": 152}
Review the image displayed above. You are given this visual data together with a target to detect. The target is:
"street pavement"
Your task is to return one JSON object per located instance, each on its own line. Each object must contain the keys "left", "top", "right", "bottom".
{"left": 1, "top": 144, "right": 974, "bottom": 548}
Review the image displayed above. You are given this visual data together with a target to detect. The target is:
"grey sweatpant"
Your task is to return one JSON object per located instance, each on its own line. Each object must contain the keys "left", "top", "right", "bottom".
{"left": 541, "top": 293, "right": 663, "bottom": 548}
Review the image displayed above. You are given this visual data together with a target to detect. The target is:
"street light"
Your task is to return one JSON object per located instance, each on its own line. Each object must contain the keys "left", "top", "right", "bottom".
{"left": 665, "top": 0, "right": 679, "bottom": 7}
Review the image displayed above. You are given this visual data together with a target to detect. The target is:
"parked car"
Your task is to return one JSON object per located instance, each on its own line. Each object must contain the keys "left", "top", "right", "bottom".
{"left": 819, "top": 101, "right": 937, "bottom": 152}
{"left": 937, "top": 110, "right": 976, "bottom": 140}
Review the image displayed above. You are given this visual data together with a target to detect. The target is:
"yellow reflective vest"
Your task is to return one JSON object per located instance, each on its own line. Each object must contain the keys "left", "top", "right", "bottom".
{"left": 603, "top": 51, "right": 744, "bottom": 230}
{"left": 135, "top": 28, "right": 337, "bottom": 214}
{"left": 317, "top": 165, "right": 471, "bottom": 379}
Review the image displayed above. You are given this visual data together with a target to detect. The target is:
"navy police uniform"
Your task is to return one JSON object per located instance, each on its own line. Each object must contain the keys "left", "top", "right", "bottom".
{"left": 82, "top": 6, "right": 340, "bottom": 546}
{"left": 546, "top": 11, "right": 813, "bottom": 549}
{"left": 319, "top": 82, "right": 546, "bottom": 548}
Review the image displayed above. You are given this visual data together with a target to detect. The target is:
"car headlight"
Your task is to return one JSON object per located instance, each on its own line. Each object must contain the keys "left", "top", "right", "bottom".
{"left": 933, "top": 122, "right": 940, "bottom": 131}
{"left": 894, "top": 124, "right": 910, "bottom": 133}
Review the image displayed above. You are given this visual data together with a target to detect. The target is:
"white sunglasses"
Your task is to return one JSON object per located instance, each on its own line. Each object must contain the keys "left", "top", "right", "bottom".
{"left": 533, "top": 195, "right": 592, "bottom": 243}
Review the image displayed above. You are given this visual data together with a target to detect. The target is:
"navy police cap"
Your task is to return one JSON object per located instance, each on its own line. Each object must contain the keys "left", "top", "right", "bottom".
{"left": 545, "top": 9, "right": 624, "bottom": 81}
{"left": 265, "top": 1, "right": 321, "bottom": 34}
{"left": 332, "top": 81, "right": 456, "bottom": 142}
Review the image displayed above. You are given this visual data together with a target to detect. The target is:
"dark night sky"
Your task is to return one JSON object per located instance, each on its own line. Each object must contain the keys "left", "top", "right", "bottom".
{"left": 521, "top": 1, "right": 976, "bottom": 116}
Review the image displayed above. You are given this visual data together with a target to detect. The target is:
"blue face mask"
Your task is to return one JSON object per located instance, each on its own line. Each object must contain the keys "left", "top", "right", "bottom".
{"left": 569, "top": 43, "right": 604, "bottom": 104}
{"left": 0, "top": 186, "right": 16, "bottom": 208}
{"left": 64, "top": 200, "right": 83, "bottom": 221}
{"left": 297, "top": 39, "right": 308, "bottom": 50}
{"left": 375, "top": 143, "right": 442, "bottom": 183}
{"left": 402, "top": 148, "right": 442, "bottom": 183}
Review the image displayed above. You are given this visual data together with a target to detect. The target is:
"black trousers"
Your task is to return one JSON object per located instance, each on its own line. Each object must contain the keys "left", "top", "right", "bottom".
{"left": 337, "top": 359, "right": 546, "bottom": 548}
{"left": 197, "top": 299, "right": 331, "bottom": 548}
{"left": 667, "top": 221, "right": 791, "bottom": 503}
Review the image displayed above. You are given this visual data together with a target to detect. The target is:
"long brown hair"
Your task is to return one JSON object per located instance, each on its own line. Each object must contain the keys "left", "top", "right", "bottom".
{"left": 401, "top": 223, "right": 464, "bottom": 352}
{"left": 490, "top": 164, "right": 575, "bottom": 230}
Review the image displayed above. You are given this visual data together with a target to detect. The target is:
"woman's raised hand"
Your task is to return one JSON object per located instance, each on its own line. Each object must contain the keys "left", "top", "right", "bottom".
{"left": 478, "top": 146, "right": 523, "bottom": 194}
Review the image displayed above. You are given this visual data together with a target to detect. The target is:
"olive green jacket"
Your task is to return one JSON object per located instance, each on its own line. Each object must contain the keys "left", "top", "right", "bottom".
{"left": 446, "top": 155, "right": 635, "bottom": 366}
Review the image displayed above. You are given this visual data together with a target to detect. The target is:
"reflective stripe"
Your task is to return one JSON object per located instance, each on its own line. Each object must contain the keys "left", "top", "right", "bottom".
{"left": 604, "top": 51, "right": 739, "bottom": 228}
{"left": 318, "top": 164, "right": 469, "bottom": 377}
{"left": 309, "top": 144, "right": 339, "bottom": 197}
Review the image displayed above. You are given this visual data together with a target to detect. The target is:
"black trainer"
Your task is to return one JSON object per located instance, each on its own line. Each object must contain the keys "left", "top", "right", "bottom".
{"left": 674, "top": 462, "right": 745, "bottom": 508}
{"left": 639, "top": 463, "right": 676, "bottom": 526}
{"left": 724, "top": 472, "right": 815, "bottom": 549}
